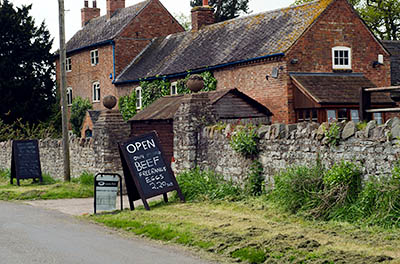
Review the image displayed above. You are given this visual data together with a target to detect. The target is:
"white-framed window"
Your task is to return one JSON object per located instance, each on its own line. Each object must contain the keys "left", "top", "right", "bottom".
{"left": 350, "top": 109, "right": 360, "bottom": 123}
{"left": 332, "top": 46, "right": 352, "bottom": 70}
{"left": 66, "top": 87, "right": 73, "bottom": 106}
{"left": 170, "top": 82, "right": 178, "bottom": 95}
{"left": 92, "top": 82, "right": 100, "bottom": 102}
{"left": 66, "top": 57, "right": 72, "bottom": 72}
{"left": 90, "top": 49, "right": 99, "bottom": 66}
{"left": 136, "top": 86, "right": 142, "bottom": 110}
{"left": 373, "top": 112, "right": 383, "bottom": 125}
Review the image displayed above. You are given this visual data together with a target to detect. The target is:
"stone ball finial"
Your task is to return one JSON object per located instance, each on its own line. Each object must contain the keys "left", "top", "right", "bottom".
{"left": 103, "top": 95, "right": 117, "bottom": 109}
{"left": 187, "top": 75, "right": 204, "bottom": 93}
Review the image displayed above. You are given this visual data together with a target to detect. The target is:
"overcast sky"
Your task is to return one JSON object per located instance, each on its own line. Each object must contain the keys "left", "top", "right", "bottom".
{"left": 10, "top": 0, "right": 294, "bottom": 51}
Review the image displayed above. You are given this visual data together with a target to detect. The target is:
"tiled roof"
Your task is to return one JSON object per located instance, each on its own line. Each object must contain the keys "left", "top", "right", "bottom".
{"left": 290, "top": 73, "right": 394, "bottom": 104}
{"left": 129, "top": 88, "right": 272, "bottom": 121}
{"left": 383, "top": 40, "right": 400, "bottom": 86}
{"left": 66, "top": 0, "right": 150, "bottom": 53}
{"left": 116, "top": 0, "right": 332, "bottom": 83}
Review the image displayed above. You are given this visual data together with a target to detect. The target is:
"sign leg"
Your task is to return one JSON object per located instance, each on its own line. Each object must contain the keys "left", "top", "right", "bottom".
{"left": 176, "top": 189, "right": 185, "bottom": 202}
{"left": 142, "top": 199, "right": 150, "bottom": 211}
{"left": 17, "top": 179, "right": 20, "bottom": 186}
{"left": 163, "top": 193, "right": 168, "bottom": 203}
{"left": 129, "top": 198, "right": 135, "bottom": 211}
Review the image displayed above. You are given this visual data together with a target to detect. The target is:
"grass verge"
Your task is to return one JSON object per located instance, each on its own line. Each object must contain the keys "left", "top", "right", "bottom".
{"left": 87, "top": 197, "right": 400, "bottom": 264}
{"left": 0, "top": 168, "right": 93, "bottom": 200}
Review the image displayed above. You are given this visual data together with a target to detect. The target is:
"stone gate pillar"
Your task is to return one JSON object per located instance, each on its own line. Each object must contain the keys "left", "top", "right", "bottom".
{"left": 92, "top": 96, "right": 130, "bottom": 174}
{"left": 173, "top": 92, "right": 216, "bottom": 173}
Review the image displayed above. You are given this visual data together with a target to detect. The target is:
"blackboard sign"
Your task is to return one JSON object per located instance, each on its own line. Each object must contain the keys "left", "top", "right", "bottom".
{"left": 118, "top": 131, "right": 184, "bottom": 210}
{"left": 11, "top": 140, "right": 43, "bottom": 186}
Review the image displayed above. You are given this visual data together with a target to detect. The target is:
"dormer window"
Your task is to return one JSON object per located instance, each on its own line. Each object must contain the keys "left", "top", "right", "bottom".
{"left": 66, "top": 57, "right": 72, "bottom": 72}
{"left": 90, "top": 49, "right": 99, "bottom": 66}
{"left": 332, "top": 46, "right": 351, "bottom": 70}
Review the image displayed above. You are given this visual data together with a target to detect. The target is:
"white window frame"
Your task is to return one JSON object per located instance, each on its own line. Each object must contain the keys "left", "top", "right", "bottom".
{"left": 350, "top": 109, "right": 360, "bottom": 123}
{"left": 332, "top": 46, "right": 352, "bottom": 70}
{"left": 90, "top": 49, "right": 99, "bottom": 66}
{"left": 170, "top": 82, "right": 178, "bottom": 95}
{"left": 327, "top": 110, "right": 337, "bottom": 123}
{"left": 92, "top": 82, "right": 100, "bottom": 102}
{"left": 136, "top": 87, "right": 142, "bottom": 110}
{"left": 66, "top": 57, "right": 72, "bottom": 72}
{"left": 66, "top": 87, "right": 73, "bottom": 106}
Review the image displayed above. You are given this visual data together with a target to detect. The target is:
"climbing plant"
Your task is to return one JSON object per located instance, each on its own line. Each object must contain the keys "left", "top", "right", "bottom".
{"left": 118, "top": 91, "right": 137, "bottom": 121}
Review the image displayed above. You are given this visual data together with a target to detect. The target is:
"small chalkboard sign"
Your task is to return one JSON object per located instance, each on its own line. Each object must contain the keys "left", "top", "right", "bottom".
{"left": 11, "top": 140, "right": 43, "bottom": 186}
{"left": 118, "top": 131, "right": 184, "bottom": 210}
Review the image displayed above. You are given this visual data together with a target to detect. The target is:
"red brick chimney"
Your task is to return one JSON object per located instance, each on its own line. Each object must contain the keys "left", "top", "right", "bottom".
{"left": 81, "top": 1, "right": 100, "bottom": 27}
{"left": 107, "top": 0, "right": 125, "bottom": 20}
{"left": 191, "top": 0, "right": 215, "bottom": 31}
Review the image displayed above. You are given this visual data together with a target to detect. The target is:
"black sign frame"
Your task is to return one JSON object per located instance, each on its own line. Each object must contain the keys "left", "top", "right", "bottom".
{"left": 11, "top": 140, "right": 43, "bottom": 186}
{"left": 118, "top": 131, "right": 184, "bottom": 210}
{"left": 94, "top": 173, "right": 123, "bottom": 214}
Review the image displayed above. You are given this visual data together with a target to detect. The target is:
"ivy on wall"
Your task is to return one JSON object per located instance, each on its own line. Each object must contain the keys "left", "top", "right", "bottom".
{"left": 118, "top": 71, "right": 217, "bottom": 121}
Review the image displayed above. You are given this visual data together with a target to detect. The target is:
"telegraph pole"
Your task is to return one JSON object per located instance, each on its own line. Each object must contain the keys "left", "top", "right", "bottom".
{"left": 58, "top": 0, "right": 71, "bottom": 182}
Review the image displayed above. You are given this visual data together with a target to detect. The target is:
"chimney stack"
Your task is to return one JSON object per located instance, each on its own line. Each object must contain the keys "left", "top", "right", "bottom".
{"left": 81, "top": 0, "right": 100, "bottom": 27}
{"left": 107, "top": 0, "right": 125, "bottom": 20}
{"left": 191, "top": 0, "right": 214, "bottom": 31}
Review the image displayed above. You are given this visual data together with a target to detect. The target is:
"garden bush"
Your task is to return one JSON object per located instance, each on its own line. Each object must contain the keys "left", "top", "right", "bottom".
{"left": 70, "top": 97, "right": 92, "bottom": 136}
{"left": 229, "top": 124, "right": 259, "bottom": 158}
{"left": 271, "top": 162, "right": 324, "bottom": 213}
{"left": 175, "top": 168, "right": 243, "bottom": 202}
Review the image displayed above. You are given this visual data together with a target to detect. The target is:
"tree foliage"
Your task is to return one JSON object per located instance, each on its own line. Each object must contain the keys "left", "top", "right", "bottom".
{"left": 0, "top": 0, "right": 56, "bottom": 124}
{"left": 293, "top": 0, "right": 400, "bottom": 40}
{"left": 190, "top": 0, "right": 250, "bottom": 22}
{"left": 70, "top": 97, "right": 92, "bottom": 137}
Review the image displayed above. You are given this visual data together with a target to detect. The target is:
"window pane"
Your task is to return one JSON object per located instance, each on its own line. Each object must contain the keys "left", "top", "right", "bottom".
{"left": 350, "top": 110, "right": 359, "bottom": 123}
{"left": 327, "top": 110, "right": 336, "bottom": 123}
{"left": 338, "top": 108, "right": 347, "bottom": 121}
{"left": 305, "top": 109, "right": 310, "bottom": 120}
{"left": 298, "top": 110, "right": 304, "bottom": 121}
{"left": 335, "top": 58, "right": 339, "bottom": 65}
{"left": 312, "top": 109, "right": 318, "bottom": 122}
{"left": 373, "top": 112, "right": 383, "bottom": 125}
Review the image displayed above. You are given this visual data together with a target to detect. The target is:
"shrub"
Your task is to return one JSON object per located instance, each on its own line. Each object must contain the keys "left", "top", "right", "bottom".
{"left": 0, "top": 118, "right": 60, "bottom": 141}
{"left": 314, "top": 161, "right": 362, "bottom": 219}
{"left": 245, "top": 160, "right": 264, "bottom": 196}
{"left": 72, "top": 171, "right": 95, "bottom": 186}
{"left": 176, "top": 168, "right": 243, "bottom": 202}
{"left": 271, "top": 163, "right": 324, "bottom": 213}
{"left": 118, "top": 91, "right": 137, "bottom": 121}
{"left": 323, "top": 122, "right": 341, "bottom": 147}
{"left": 70, "top": 97, "right": 92, "bottom": 137}
{"left": 230, "top": 124, "right": 259, "bottom": 158}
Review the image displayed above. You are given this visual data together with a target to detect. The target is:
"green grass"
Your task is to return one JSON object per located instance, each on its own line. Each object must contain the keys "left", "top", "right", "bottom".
{"left": 87, "top": 197, "right": 400, "bottom": 264}
{"left": 0, "top": 168, "right": 94, "bottom": 200}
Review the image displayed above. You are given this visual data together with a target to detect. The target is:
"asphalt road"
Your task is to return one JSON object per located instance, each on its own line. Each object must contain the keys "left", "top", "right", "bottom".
{"left": 0, "top": 201, "right": 212, "bottom": 264}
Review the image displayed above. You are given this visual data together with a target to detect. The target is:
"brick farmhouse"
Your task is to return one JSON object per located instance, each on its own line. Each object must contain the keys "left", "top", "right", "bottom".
{"left": 57, "top": 0, "right": 400, "bottom": 127}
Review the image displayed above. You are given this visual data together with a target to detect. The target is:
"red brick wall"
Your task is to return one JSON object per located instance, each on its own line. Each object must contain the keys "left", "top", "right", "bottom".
{"left": 56, "top": 45, "right": 115, "bottom": 111}
{"left": 114, "top": 0, "right": 185, "bottom": 76}
{"left": 287, "top": 0, "right": 390, "bottom": 87}
{"left": 214, "top": 60, "right": 293, "bottom": 123}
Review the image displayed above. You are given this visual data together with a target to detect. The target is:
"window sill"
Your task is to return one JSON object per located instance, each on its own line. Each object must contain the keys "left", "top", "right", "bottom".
{"left": 332, "top": 69, "right": 352, "bottom": 73}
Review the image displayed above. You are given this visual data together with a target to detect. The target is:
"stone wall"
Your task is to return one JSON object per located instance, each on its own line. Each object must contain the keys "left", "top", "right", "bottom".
{"left": 0, "top": 138, "right": 97, "bottom": 179}
{"left": 0, "top": 108, "right": 129, "bottom": 180}
{"left": 174, "top": 118, "right": 400, "bottom": 185}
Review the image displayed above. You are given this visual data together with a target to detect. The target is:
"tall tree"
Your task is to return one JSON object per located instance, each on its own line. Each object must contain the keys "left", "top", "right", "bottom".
{"left": 0, "top": 0, "right": 55, "bottom": 124}
{"left": 293, "top": 0, "right": 400, "bottom": 40}
{"left": 190, "top": 0, "right": 250, "bottom": 22}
